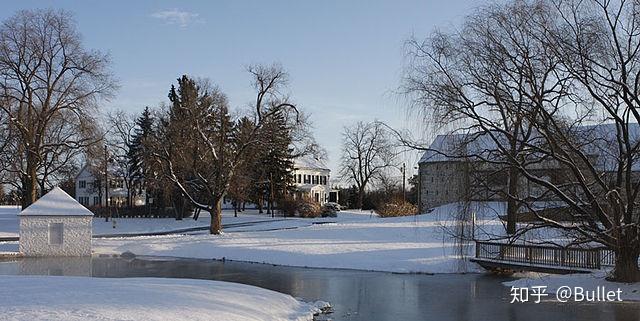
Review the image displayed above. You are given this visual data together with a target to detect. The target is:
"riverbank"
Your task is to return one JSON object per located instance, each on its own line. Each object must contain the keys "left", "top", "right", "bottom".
{"left": 0, "top": 275, "right": 319, "bottom": 321}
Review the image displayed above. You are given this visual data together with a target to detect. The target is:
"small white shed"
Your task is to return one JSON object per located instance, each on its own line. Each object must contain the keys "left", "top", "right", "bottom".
{"left": 19, "top": 187, "right": 93, "bottom": 257}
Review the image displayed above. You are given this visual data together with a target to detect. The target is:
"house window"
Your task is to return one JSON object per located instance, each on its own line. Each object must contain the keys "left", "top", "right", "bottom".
{"left": 78, "top": 196, "right": 90, "bottom": 206}
{"left": 93, "top": 196, "right": 100, "bottom": 206}
{"left": 49, "top": 223, "right": 63, "bottom": 245}
{"left": 79, "top": 180, "right": 86, "bottom": 189}
{"left": 297, "top": 174, "right": 301, "bottom": 183}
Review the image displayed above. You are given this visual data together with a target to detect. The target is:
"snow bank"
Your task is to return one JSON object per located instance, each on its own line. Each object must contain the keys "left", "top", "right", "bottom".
{"left": 93, "top": 210, "right": 504, "bottom": 274}
{"left": 0, "top": 275, "right": 316, "bottom": 321}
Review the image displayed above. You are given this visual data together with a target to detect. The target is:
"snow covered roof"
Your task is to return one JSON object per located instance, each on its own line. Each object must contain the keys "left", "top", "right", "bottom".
{"left": 296, "top": 184, "right": 326, "bottom": 192}
{"left": 419, "top": 123, "right": 640, "bottom": 170}
{"left": 19, "top": 187, "right": 94, "bottom": 217}
{"left": 294, "top": 155, "right": 329, "bottom": 170}
{"left": 418, "top": 131, "right": 499, "bottom": 163}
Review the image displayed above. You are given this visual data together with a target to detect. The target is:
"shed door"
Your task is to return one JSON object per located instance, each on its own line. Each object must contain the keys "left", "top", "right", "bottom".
{"left": 49, "top": 223, "right": 64, "bottom": 245}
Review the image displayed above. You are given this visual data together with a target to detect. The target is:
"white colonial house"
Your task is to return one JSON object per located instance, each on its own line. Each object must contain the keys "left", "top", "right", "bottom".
{"left": 75, "top": 164, "right": 145, "bottom": 208}
{"left": 292, "top": 156, "right": 338, "bottom": 204}
{"left": 19, "top": 187, "right": 93, "bottom": 257}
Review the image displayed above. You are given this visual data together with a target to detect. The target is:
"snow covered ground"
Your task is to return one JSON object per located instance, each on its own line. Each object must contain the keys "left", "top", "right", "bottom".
{"left": 504, "top": 271, "right": 640, "bottom": 301}
{"left": 1, "top": 202, "right": 577, "bottom": 274}
{"left": 0, "top": 275, "right": 318, "bottom": 321}
{"left": 0, "top": 206, "right": 20, "bottom": 238}
{"left": 0, "top": 205, "right": 306, "bottom": 237}
{"left": 92, "top": 207, "right": 505, "bottom": 274}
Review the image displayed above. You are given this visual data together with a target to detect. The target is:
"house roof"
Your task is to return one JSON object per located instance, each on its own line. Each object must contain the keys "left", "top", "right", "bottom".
{"left": 294, "top": 155, "right": 330, "bottom": 171}
{"left": 19, "top": 187, "right": 94, "bottom": 217}
{"left": 418, "top": 123, "right": 640, "bottom": 171}
{"left": 296, "top": 184, "right": 326, "bottom": 192}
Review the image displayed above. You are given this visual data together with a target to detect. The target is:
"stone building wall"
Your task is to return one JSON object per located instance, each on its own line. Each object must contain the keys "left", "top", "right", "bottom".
{"left": 19, "top": 216, "right": 92, "bottom": 256}
{"left": 419, "top": 161, "right": 470, "bottom": 212}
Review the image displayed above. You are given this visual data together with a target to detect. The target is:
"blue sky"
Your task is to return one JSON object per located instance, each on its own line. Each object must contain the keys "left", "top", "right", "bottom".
{"left": 1, "top": 0, "right": 479, "bottom": 178}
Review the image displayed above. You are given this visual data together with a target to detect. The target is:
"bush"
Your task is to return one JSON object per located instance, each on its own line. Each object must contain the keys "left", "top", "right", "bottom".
{"left": 321, "top": 203, "right": 339, "bottom": 217}
{"left": 298, "top": 198, "right": 321, "bottom": 218}
{"left": 376, "top": 200, "right": 418, "bottom": 217}
{"left": 277, "top": 197, "right": 298, "bottom": 217}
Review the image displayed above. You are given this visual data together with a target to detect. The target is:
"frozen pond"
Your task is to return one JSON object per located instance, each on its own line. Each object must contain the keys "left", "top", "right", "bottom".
{"left": 0, "top": 256, "right": 638, "bottom": 321}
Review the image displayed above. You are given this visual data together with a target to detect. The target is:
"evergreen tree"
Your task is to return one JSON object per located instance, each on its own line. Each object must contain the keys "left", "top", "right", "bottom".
{"left": 255, "top": 109, "right": 295, "bottom": 215}
{"left": 128, "top": 107, "right": 155, "bottom": 208}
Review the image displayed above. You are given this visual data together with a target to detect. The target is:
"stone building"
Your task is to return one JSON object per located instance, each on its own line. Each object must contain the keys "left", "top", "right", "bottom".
{"left": 417, "top": 124, "right": 640, "bottom": 213}
{"left": 19, "top": 187, "right": 93, "bottom": 257}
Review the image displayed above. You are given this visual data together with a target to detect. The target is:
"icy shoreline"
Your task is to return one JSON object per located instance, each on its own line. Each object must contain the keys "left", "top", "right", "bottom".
{"left": 0, "top": 275, "right": 319, "bottom": 321}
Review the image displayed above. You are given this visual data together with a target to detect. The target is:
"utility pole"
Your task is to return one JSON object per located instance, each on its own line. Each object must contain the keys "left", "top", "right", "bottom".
{"left": 402, "top": 163, "right": 406, "bottom": 203}
{"left": 104, "top": 145, "right": 109, "bottom": 222}
{"left": 270, "top": 172, "right": 275, "bottom": 218}
{"left": 415, "top": 166, "right": 421, "bottom": 214}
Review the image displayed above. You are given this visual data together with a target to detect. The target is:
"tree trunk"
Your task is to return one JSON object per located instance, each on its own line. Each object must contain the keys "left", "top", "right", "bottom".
{"left": 506, "top": 166, "right": 519, "bottom": 235}
{"left": 21, "top": 164, "right": 38, "bottom": 208}
{"left": 612, "top": 245, "right": 640, "bottom": 282}
{"left": 233, "top": 201, "right": 238, "bottom": 217}
{"left": 357, "top": 187, "right": 365, "bottom": 209}
{"left": 210, "top": 196, "right": 223, "bottom": 235}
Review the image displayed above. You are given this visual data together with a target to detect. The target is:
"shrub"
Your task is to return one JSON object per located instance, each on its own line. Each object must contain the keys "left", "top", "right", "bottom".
{"left": 376, "top": 200, "right": 418, "bottom": 217}
{"left": 277, "top": 197, "right": 298, "bottom": 217}
{"left": 298, "top": 198, "right": 321, "bottom": 218}
{"left": 321, "top": 203, "right": 339, "bottom": 217}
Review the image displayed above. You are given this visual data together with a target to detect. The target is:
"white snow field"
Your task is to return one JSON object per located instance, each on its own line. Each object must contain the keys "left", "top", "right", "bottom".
{"left": 0, "top": 205, "right": 304, "bottom": 238}
{"left": 92, "top": 205, "right": 508, "bottom": 274}
{"left": 0, "top": 206, "right": 20, "bottom": 238}
{"left": 3, "top": 202, "right": 574, "bottom": 274}
{"left": 0, "top": 275, "right": 317, "bottom": 321}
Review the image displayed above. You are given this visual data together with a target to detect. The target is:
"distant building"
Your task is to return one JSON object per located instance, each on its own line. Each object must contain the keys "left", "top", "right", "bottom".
{"left": 417, "top": 124, "right": 640, "bottom": 213}
{"left": 74, "top": 165, "right": 145, "bottom": 207}
{"left": 19, "top": 187, "right": 93, "bottom": 257}
{"left": 292, "top": 156, "right": 338, "bottom": 204}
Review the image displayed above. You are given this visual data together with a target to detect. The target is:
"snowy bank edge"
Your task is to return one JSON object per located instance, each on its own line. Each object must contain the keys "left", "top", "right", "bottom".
{"left": 0, "top": 275, "right": 319, "bottom": 321}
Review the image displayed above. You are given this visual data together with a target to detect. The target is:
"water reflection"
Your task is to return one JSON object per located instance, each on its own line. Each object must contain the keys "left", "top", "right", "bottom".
{"left": 0, "top": 256, "right": 638, "bottom": 321}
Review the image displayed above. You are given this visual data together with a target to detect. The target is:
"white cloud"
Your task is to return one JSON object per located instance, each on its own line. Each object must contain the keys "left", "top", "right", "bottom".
{"left": 151, "top": 9, "right": 202, "bottom": 28}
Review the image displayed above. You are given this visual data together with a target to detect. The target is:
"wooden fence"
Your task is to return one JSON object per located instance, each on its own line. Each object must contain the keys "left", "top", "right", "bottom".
{"left": 475, "top": 241, "right": 612, "bottom": 270}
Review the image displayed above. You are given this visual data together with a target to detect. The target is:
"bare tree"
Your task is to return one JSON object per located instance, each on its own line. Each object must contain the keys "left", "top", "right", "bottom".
{"left": 153, "top": 64, "right": 299, "bottom": 234}
{"left": 105, "top": 110, "right": 139, "bottom": 207}
{"left": 0, "top": 9, "right": 116, "bottom": 207}
{"left": 404, "top": 0, "right": 640, "bottom": 281}
{"left": 339, "top": 121, "right": 396, "bottom": 209}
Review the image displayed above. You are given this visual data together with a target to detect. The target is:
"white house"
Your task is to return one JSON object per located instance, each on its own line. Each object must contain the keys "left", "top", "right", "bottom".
{"left": 292, "top": 156, "right": 338, "bottom": 204}
{"left": 75, "top": 164, "right": 145, "bottom": 207}
{"left": 19, "top": 187, "right": 93, "bottom": 257}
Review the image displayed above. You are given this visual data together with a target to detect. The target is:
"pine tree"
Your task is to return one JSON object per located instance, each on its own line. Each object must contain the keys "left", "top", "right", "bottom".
{"left": 255, "top": 109, "right": 295, "bottom": 215}
{"left": 128, "top": 107, "right": 155, "bottom": 208}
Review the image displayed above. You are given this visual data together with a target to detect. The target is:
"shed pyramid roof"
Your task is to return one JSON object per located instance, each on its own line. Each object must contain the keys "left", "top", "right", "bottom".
{"left": 19, "top": 187, "right": 94, "bottom": 216}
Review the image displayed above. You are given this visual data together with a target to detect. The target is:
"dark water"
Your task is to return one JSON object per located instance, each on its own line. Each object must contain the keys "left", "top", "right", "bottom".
{"left": 0, "top": 256, "right": 638, "bottom": 321}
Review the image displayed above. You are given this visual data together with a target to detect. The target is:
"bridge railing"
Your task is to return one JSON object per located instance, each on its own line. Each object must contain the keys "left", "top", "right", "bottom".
{"left": 475, "top": 241, "right": 604, "bottom": 270}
